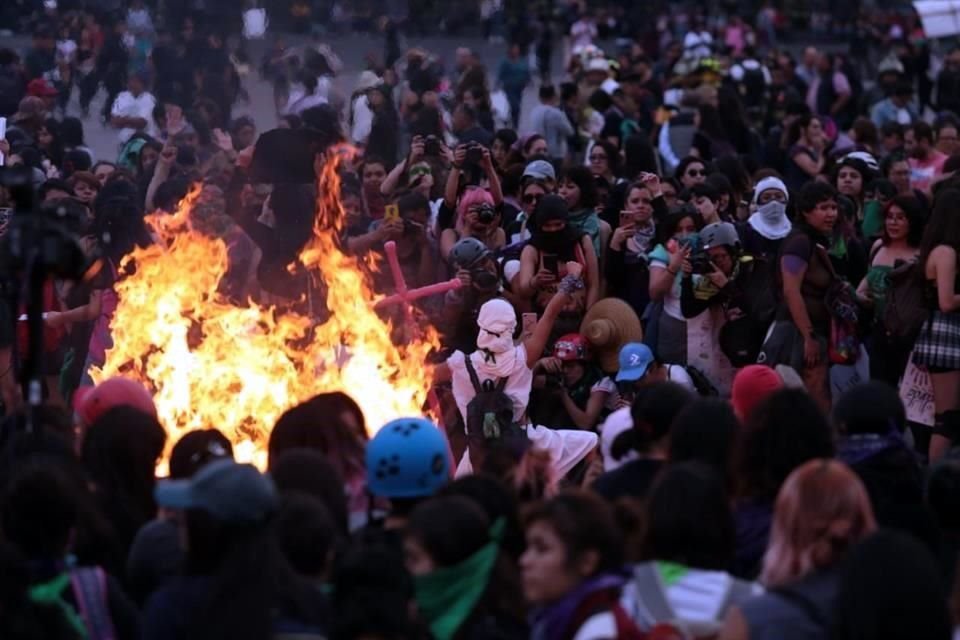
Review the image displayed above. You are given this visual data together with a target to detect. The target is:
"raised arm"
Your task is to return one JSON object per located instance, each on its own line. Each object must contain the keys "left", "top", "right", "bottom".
{"left": 525, "top": 262, "right": 583, "bottom": 367}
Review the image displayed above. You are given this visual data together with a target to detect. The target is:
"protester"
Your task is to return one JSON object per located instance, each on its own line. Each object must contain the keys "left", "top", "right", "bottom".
{"left": 733, "top": 389, "right": 835, "bottom": 578}
{"left": 832, "top": 530, "right": 951, "bottom": 640}
{"left": 915, "top": 188, "right": 960, "bottom": 461}
{"left": 3, "top": 8, "right": 960, "bottom": 638}
{"left": 143, "top": 460, "right": 329, "bottom": 639}
{"left": 720, "top": 459, "right": 876, "bottom": 639}
{"left": 522, "top": 491, "right": 632, "bottom": 640}
{"left": 759, "top": 182, "right": 839, "bottom": 411}
{"left": 404, "top": 495, "right": 527, "bottom": 638}
{"left": 625, "top": 462, "right": 761, "bottom": 635}
{"left": 592, "top": 381, "right": 692, "bottom": 501}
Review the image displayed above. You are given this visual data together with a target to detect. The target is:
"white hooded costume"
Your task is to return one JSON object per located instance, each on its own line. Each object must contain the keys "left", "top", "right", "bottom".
{"left": 447, "top": 298, "right": 598, "bottom": 477}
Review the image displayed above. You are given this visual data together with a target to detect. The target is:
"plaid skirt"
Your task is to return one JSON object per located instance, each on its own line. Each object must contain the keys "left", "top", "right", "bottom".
{"left": 913, "top": 311, "right": 960, "bottom": 370}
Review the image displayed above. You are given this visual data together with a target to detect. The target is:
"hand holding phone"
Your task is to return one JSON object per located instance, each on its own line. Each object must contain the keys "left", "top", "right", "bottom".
{"left": 542, "top": 253, "right": 559, "bottom": 275}
{"left": 384, "top": 203, "right": 400, "bottom": 221}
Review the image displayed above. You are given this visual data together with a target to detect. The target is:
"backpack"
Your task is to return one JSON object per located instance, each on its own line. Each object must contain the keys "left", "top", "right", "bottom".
{"left": 676, "top": 365, "right": 719, "bottom": 397}
{"left": 738, "top": 63, "right": 767, "bottom": 108}
{"left": 30, "top": 567, "right": 118, "bottom": 640}
{"left": 882, "top": 259, "right": 931, "bottom": 346}
{"left": 463, "top": 357, "right": 528, "bottom": 466}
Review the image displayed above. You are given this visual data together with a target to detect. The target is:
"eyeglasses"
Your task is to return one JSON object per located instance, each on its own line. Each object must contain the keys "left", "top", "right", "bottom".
{"left": 522, "top": 193, "right": 543, "bottom": 205}
{"left": 686, "top": 169, "right": 705, "bottom": 177}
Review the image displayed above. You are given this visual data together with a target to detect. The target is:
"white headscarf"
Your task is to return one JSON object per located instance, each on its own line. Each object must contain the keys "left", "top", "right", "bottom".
{"left": 749, "top": 177, "right": 792, "bottom": 240}
{"left": 473, "top": 298, "right": 519, "bottom": 377}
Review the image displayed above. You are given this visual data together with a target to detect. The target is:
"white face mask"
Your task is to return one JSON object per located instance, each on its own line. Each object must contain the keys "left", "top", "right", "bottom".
{"left": 758, "top": 200, "right": 787, "bottom": 222}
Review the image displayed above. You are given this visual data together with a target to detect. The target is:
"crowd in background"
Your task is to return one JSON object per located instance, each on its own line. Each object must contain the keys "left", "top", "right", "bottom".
{"left": 2, "top": 0, "right": 960, "bottom": 639}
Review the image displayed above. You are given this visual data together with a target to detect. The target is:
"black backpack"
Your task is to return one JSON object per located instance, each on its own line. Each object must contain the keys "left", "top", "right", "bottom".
{"left": 882, "top": 259, "right": 931, "bottom": 346}
{"left": 464, "top": 357, "right": 528, "bottom": 467}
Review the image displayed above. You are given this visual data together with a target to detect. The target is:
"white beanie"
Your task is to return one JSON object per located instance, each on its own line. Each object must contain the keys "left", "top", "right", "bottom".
{"left": 752, "top": 176, "right": 789, "bottom": 205}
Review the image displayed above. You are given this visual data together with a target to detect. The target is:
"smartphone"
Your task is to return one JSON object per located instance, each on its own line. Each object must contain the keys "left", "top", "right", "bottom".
{"left": 619, "top": 210, "right": 635, "bottom": 226}
{"left": 542, "top": 253, "right": 559, "bottom": 275}
{"left": 384, "top": 203, "right": 400, "bottom": 222}
{"left": 521, "top": 312, "right": 538, "bottom": 341}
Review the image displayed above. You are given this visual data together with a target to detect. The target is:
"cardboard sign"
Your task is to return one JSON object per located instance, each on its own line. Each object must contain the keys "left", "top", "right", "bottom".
{"left": 900, "top": 357, "right": 936, "bottom": 427}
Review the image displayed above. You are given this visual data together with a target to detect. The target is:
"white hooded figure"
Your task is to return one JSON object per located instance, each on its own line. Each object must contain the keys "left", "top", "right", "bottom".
{"left": 748, "top": 176, "right": 792, "bottom": 241}
{"left": 443, "top": 297, "right": 597, "bottom": 477}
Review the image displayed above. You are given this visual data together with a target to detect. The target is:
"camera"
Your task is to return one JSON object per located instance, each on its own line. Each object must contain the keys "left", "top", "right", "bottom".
{"left": 0, "top": 166, "right": 95, "bottom": 281}
{"left": 464, "top": 143, "right": 483, "bottom": 166}
{"left": 470, "top": 267, "right": 499, "bottom": 292}
{"left": 474, "top": 202, "right": 496, "bottom": 224}
{"left": 689, "top": 250, "right": 713, "bottom": 275}
{"left": 544, "top": 374, "right": 564, "bottom": 389}
{"left": 424, "top": 135, "right": 441, "bottom": 156}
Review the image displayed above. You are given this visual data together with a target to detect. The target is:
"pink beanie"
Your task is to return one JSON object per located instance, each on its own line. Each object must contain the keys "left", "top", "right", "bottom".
{"left": 731, "top": 365, "right": 784, "bottom": 422}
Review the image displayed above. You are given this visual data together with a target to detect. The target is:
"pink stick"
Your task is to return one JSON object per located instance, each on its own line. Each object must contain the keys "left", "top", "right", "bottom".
{"left": 374, "top": 278, "right": 463, "bottom": 309}
{"left": 382, "top": 240, "right": 411, "bottom": 323}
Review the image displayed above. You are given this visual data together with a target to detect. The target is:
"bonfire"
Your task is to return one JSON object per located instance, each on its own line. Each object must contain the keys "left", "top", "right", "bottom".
{"left": 91, "top": 148, "right": 440, "bottom": 469}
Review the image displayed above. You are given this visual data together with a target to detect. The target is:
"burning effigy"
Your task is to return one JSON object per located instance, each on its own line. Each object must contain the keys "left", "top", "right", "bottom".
{"left": 91, "top": 147, "right": 440, "bottom": 468}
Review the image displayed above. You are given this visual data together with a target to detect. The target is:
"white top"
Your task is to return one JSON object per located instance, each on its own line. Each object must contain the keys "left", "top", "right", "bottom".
{"left": 284, "top": 76, "right": 332, "bottom": 115}
{"left": 350, "top": 94, "right": 374, "bottom": 144}
{"left": 111, "top": 90, "right": 157, "bottom": 144}
{"left": 649, "top": 261, "right": 684, "bottom": 320}
{"left": 447, "top": 345, "right": 532, "bottom": 428}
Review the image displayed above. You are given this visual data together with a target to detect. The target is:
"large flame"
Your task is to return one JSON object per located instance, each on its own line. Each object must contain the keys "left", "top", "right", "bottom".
{"left": 91, "top": 147, "right": 439, "bottom": 469}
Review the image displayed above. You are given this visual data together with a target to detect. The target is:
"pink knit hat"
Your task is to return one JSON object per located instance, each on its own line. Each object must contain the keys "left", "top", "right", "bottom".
{"left": 731, "top": 365, "right": 784, "bottom": 422}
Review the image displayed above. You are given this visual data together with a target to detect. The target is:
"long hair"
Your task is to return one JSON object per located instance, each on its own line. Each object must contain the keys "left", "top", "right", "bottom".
{"left": 880, "top": 194, "right": 927, "bottom": 248}
{"left": 919, "top": 188, "right": 960, "bottom": 270}
{"left": 761, "top": 459, "right": 876, "bottom": 587}
{"left": 81, "top": 406, "right": 166, "bottom": 551}
{"left": 268, "top": 392, "right": 367, "bottom": 483}
{"left": 640, "top": 462, "right": 735, "bottom": 571}
{"left": 183, "top": 509, "right": 325, "bottom": 640}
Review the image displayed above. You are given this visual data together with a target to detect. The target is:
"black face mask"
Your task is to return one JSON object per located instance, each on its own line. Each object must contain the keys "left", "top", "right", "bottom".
{"left": 531, "top": 226, "right": 576, "bottom": 255}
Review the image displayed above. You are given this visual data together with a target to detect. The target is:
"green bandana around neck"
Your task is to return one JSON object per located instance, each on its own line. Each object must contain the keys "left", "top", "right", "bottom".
{"left": 413, "top": 518, "right": 506, "bottom": 640}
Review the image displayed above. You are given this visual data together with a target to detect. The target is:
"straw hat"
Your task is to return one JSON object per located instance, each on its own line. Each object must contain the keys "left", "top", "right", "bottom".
{"left": 579, "top": 299, "right": 643, "bottom": 374}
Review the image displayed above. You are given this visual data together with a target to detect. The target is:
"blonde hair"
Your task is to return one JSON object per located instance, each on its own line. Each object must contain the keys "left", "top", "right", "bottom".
{"left": 761, "top": 459, "right": 876, "bottom": 587}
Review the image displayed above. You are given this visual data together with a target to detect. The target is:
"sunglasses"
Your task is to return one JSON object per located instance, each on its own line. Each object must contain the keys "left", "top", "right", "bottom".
{"left": 523, "top": 193, "right": 543, "bottom": 205}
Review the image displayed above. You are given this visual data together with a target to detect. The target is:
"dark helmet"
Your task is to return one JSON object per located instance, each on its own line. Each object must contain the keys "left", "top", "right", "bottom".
{"left": 449, "top": 237, "right": 491, "bottom": 270}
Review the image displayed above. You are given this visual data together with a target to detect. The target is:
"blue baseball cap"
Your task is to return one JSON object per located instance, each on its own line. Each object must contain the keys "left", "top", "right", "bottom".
{"left": 615, "top": 342, "right": 655, "bottom": 382}
{"left": 155, "top": 459, "right": 278, "bottom": 524}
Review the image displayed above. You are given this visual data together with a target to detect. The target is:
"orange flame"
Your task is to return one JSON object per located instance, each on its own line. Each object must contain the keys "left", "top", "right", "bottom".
{"left": 91, "top": 147, "right": 439, "bottom": 470}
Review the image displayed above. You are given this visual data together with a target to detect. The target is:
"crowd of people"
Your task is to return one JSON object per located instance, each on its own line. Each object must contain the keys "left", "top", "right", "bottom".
{"left": 2, "top": 0, "right": 960, "bottom": 639}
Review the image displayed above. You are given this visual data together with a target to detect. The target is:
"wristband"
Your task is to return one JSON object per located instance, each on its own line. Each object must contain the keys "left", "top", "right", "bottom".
{"left": 559, "top": 274, "right": 585, "bottom": 295}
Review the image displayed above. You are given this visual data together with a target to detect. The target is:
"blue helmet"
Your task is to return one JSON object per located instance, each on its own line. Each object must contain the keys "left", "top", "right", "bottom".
{"left": 365, "top": 418, "right": 450, "bottom": 498}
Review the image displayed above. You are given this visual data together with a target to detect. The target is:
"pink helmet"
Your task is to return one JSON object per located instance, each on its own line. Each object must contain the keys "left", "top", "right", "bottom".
{"left": 553, "top": 334, "right": 591, "bottom": 362}
{"left": 74, "top": 377, "right": 157, "bottom": 425}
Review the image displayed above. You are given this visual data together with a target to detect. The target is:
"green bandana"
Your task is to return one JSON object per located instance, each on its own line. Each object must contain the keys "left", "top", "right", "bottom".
{"left": 30, "top": 573, "right": 88, "bottom": 638}
{"left": 414, "top": 519, "right": 505, "bottom": 640}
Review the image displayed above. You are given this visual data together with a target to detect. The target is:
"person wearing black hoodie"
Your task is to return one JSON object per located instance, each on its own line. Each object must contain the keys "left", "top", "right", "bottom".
{"left": 833, "top": 382, "right": 939, "bottom": 552}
